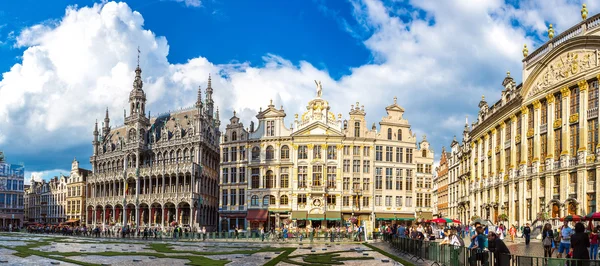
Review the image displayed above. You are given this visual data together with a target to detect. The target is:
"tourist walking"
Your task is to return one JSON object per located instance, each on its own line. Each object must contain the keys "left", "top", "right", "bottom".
{"left": 523, "top": 223, "right": 531, "bottom": 245}
{"left": 260, "top": 227, "right": 265, "bottom": 242}
{"left": 542, "top": 223, "right": 554, "bottom": 258}
{"left": 201, "top": 226, "right": 206, "bottom": 241}
{"left": 496, "top": 224, "right": 505, "bottom": 240}
{"left": 570, "top": 222, "right": 590, "bottom": 264}
{"left": 509, "top": 225, "right": 516, "bottom": 242}
{"left": 590, "top": 228, "right": 598, "bottom": 260}
{"left": 557, "top": 221, "right": 573, "bottom": 258}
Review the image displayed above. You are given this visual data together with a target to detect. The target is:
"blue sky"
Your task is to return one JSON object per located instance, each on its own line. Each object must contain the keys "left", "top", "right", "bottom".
{"left": 0, "top": 0, "right": 595, "bottom": 182}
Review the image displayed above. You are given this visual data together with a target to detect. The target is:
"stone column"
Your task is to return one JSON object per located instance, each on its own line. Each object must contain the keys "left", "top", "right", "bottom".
{"left": 562, "top": 88, "right": 570, "bottom": 157}
{"left": 175, "top": 173, "right": 179, "bottom": 196}
{"left": 161, "top": 206, "right": 165, "bottom": 228}
{"left": 547, "top": 94, "right": 555, "bottom": 163}
{"left": 135, "top": 205, "right": 139, "bottom": 228}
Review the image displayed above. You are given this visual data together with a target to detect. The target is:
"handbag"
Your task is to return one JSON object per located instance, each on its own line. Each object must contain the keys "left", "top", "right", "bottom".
{"left": 542, "top": 232, "right": 552, "bottom": 246}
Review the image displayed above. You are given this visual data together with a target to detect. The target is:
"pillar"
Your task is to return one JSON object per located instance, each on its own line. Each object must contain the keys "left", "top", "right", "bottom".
{"left": 135, "top": 205, "right": 139, "bottom": 227}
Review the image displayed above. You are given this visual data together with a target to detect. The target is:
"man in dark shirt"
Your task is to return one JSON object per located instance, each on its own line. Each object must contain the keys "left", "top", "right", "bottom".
{"left": 488, "top": 232, "right": 511, "bottom": 266}
{"left": 523, "top": 223, "right": 531, "bottom": 245}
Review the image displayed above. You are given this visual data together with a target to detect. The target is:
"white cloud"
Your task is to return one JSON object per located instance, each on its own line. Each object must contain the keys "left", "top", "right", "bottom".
{"left": 169, "top": 0, "right": 201, "bottom": 8}
{"left": 0, "top": 0, "right": 591, "bottom": 172}
{"left": 24, "top": 169, "right": 69, "bottom": 185}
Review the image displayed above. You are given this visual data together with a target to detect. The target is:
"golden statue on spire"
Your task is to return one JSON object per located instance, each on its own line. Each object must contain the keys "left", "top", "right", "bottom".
{"left": 582, "top": 4, "right": 588, "bottom": 20}
{"left": 548, "top": 24, "right": 555, "bottom": 39}
{"left": 522, "top": 44, "right": 528, "bottom": 57}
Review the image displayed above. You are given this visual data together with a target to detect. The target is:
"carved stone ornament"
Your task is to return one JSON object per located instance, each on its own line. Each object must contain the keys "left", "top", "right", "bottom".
{"left": 500, "top": 121, "right": 506, "bottom": 128}
{"left": 521, "top": 106, "right": 529, "bottom": 114}
{"left": 561, "top": 86, "right": 571, "bottom": 97}
{"left": 578, "top": 80, "right": 589, "bottom": 91}
{"left": 546, "top": 94, "right": 555, "bottom": 103}
{"left": 527, "top": 50, "right": 597, "bottom": 99}
{"left": 553, "top": 118, "right": 562, "bottom": 129}
{"left": 533, "top": 100, "right": 541, "bottom": 109}
{"left": 569, "top": 113, "right": 579, "bottom": 124}
{"left": 515, "top": 134, "right": 521, "bottom": 144}
{"left": 527, "top": 128, "right": 534, "bottom": 138}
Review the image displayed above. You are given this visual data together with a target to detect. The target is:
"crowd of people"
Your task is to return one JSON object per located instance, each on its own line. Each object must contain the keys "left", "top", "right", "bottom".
{"left": 23, "top": 224, "right": 211, "bottom": 241}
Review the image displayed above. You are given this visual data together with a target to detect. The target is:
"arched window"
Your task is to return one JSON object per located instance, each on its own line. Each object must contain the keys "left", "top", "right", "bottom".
{"left": 280, "top": 145, "right": 290, "bottom": 160}
{"left": 163, "top": 151, "right": 168, "bottom": 165}
{"left": 128, "top": 128, "right": 136, "bottom": 142}
{"left": 251, "top": 195, "right": 259, "bottom": 206}
{"left": 422, "top": 149, "right": 427, "bottom": 157}
{"left": 169, "top": 151, "right": 175, "bottom": 164}
{"left": 280, "top": 195, "right": 289, "bottom": 205}
{"left": 183, "top": 148, "right": 189, "bottom": 162}
{"left": 176, "top": 149, "right": 182, "bottom": 163}
{"left": 232, "top": 131, "right": 237, "bottom": 141}
{"left": 387, "top": 128, "right": 392, "bottom": 140}
{"left": 354, "top": 122, "right": 360, "bottom": 137}
{"left": 269, "top": 195, "right": 276, "bottom": 205}
{"left": 190, "top": 148, "right": 195, "bottom": 163}
{"left": 252, "top": 147, "right": 260, "bottom": 161}
{"left": 263, "top": 195, "right": 270, "bottom": 206}
{"left": 265, "top": 170, "right": 274, "bottom": 188}
{"left": 266, "top": 145, "right": 274, "bottom": 160}
{"left": 397, "top": 129, "right": 402, "bottom": 141}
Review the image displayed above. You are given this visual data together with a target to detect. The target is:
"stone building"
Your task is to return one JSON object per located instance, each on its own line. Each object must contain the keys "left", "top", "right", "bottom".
{"left": 0, "top": 151, "right": 25, "bottom": 227}
{"left": 66, "top": 159, "right": 91, "bottom": 225}
{"left": 27, "top": 175, "right": 67, "bottom": 224}
{"left": 219, "top": 82, "right": 434, "bottom": 232}
{"left": 86, "top": 60, "right": 220, "bottom": 230}
{"left": 434, "top": 148, "right": 449, "bottom": 218}
{"left": 456, "top": 9, "right": 600, "bottom": 226}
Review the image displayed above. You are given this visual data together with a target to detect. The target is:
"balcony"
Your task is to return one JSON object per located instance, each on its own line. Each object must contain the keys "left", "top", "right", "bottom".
{"left": 569, "top": 157, "right": 578, "bottom": 167}
{"left": 311, "top": 186, "right": 325, "bottom": 193}
{"left": 553, "top": 161, "right": 561, "bottom": 170}
{"left": 588, "top": 107, "right": 598, "bottom": 120}
{"left": 589, "top": 181, "right": 597, "bottom": 192}
{"left": 540, "top": 124, "right": 547, "bottom": 134}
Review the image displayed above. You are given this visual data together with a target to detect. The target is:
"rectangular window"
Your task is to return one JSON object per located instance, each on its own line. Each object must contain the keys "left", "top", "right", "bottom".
{"left": 353, "top": 160, "right": 360, "bottom": 173}
{"left": 396, "top": 147, "right": 403, "bottom": 162}
{"left": 239, "top": 167, "right": 246, "bottom": 183}
{"left": 516, "top": 143, "right": 521, "bottom": 165}
{"left": 589, "top": 81, "right": 599, "bottom": 109}
{"left": 406, "top": 149, "right": 413, "bottom": 163}
{"left": 231, "top": 167, "right": 237, "bottom": 183}
{"left": 385, "top": 146, "right": 393, "bottom": 161}
{"left": 363, "top": 146, "right": 370, "bottom": 157}
{"left": 239, "top": 189, "right": 245, "bottom": 206}
{"left": 222, "top": 190, "right": 228, "bottom": 206}
{"left": 312, "top": 165, "right": 323, "bottom": 186}
{"left": 327, "top": 146, "right": 337, "bottom": 160}
{"left": 406, "top": 176, "right": 412, "bottom": 191}
{"left": 222, "top": 148, "right": 229, "bottom": 162}
{"left": 298, "top": 194, "right": 307, "bottom": 205}
{"left": 425, "top": 194, "right": 431, "bottom": 207}
{"left": 405, "top": 196, "right": 412, "bottom": 207}
{"left": 362, "top": 196, "right": 370, "bottom": 207}
{"left": 327, "top": 195, "right": 336, "bottom": 206}
{"left": 541, "top": 134, "right": 547, "bottom": 160}
{"left": 327, "top": 166, "right": 336, "bottom": 189}
{"left": 506, "top": 120, "right": 511, "bottom": 140}
{"left": 541, "top": 101, "right": 548, "bottom": 125}
{"left": 353, "top": 146, "right": 360, "bottom": 156}
{"left": 385, "top": 196, "right": 392, "bottom": 207}
{"left": 343, "top": 160, "right": 350, "bottom": 173}
{"left": 230, "top": 147, "right": 237, "bottom": 162}
{"left": 298, "top": 166, "right": 307, "bottom": 188}
{"left": 298, "top": 146, "right": 308, "bottom": 159}
{"left": 266, "top": 120, "right": 274, "bottom": 136}
{"left": 555, "top": 93, "right": 562, "bottom": 119}
{"left": 570, "top": 125, "right": 579, "bottom": 156}
{"left": 222, "top": 168, "right": 229, "bottom": 184}
{"left": 416, "top": 193, "right": 423, "bottom": 207}
{"left": 343, "top": 196, "right": 350, "bottom": 207}
{"left": 343, "top": 177, "right": 350, "bottom": 190}
{"left": 362, "top": 178, "right": 370, "bottom": 191}
{"left": 375, "top": 146, "right": 383, "bottom": 161}
{"left": 280, "top": 167, "right": 289, "bottom": 188}
{"left": 230, "top": 189, "right": 237, "bottom": 206}
{"left": 396, "top": 168, "right": 403, "bottom": 190}
{"left": 385, "top": 168, "right": 393, "bottom": 190}
{"left": 362, "top": 160, "right": 370, "bottom": 173}
{"left": 343, "top": 145, "right": 350, "bottom": 155}
{"left": 313, "top": 145, "right": 322, "bottom": 159}
{"left": 589, "top": 119, "right": 598, "bottom": 153}
{"left": 555, "top": 129, "right": 562, "bottom": 160}
{"left": 417, "top": 164, "right": 423, "bottom": 173}
{"left": 528, "top": 105, "right": 534, "bottom": 130}
{"left": 571, "top": 87, "right": 580, "bottom": 114}
{"left": 251, "top": 168, "right": 260, "bottom": 189}
{"left": 375, "top": 167, "right": 382, "bottom": 190}
{"left": 396, "top": 196, "right": 402, "bottom": 207}
{"left": 375, "top": 195, "right": 382, "bottom": 206}
{"left": 240, "top": 146, "right": 246, "bottom": 161}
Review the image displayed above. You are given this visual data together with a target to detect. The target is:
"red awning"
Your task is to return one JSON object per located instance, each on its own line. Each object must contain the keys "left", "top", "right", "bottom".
{"left": 246, "top": 209, "right": 268, "bottom": 221}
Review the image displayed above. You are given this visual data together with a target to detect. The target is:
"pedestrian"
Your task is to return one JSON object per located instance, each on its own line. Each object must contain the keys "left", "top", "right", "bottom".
{"left": 234, "top": 226, "right": 239, "bottom": 239}
{"left": 523, "top": 223, "right": 531, "bottom": 245}
{"left": 590, "top": 228, "right": 598, "bottom": 260}
{"left": 509, "top": 225, "right": 516, "bottom": 242}
{"left": 468, "top": 226, "right": 488, "bottom": 266}
{"left": 557, "top": 221, "right": 573, "bottom": 258}
{"left": 201, "top": 226, "right": 206, "bottom": 241}
{"left": 542, "top": 223, "right": 554, "bottom": 258}
{"left": 488, "top": 231, "right": 510, "bottom": 266}
{"left": 570, "top": 222, "right": 590, "bottom": 262}
{"left": 496, "top": 223, "right": 505, "bottom": 240}
{"left": 260, "top": 227, "right": 265, "bottom": 242}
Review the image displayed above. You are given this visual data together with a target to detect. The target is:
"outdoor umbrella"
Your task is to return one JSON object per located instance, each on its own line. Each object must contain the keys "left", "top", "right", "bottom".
{"left": 559, "top": 215, "right": 584, "bottom": 221}
{"left": 432, "top": 218, "right": 461, "bottom": 224}
{"left": 585, "top": 212, "right": 600, "bottom": 221}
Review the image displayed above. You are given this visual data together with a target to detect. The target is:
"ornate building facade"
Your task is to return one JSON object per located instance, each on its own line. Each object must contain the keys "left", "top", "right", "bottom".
{"left": 86, "top": 61, "right": 220, "bottom": 230}
{"left": 434, "top": 148, "right": 449, "bottom": 218}
{"left": 26, "top": 175, "right": 67, "bottom": 224}
{"left": 455, "top": 10, "right": 600, "bottom": 226}
{"left": 66, "top": 159, "right": 91, "bottom": 224}
{"left": 0, "top": 152, "right": 25, "bottom": 227}
{"left": 219, "top": 83, "right": 434, "bottom": 232}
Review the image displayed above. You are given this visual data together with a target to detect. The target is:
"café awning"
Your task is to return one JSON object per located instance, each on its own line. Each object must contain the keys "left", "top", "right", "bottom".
{"left": 246, "top": 209, "right": 268, "bottom": 221}
{"left": 376, "top": 213, "right": 415, "bottom": 221}
{"left": 291, "top": 211, "right": 307, "bottom": 220}
{"left": 421, "top": 212, "right": 433, "bottom": 220}
{"left": 65, "top": 219, "right": 80, "bottom": 223}
{"left": 307, "top": 213, "right": 324, "bottom": 221}
{"left": 325, "top": 211, "right": 342, "bottom": 220}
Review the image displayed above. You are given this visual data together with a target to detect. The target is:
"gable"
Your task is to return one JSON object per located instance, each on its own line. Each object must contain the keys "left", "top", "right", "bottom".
{"left": 292, "top": 121, "right": 344, "bottom": 137}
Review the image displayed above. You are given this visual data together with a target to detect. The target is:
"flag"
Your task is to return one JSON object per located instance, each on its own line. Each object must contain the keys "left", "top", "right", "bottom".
{"left": 125, "top": 182, "right": 128, "bottom": 195}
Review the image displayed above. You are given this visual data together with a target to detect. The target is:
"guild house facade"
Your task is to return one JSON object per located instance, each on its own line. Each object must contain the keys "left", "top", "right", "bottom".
{"left": 219, "top": 82, "right": 434, "bottom": 233}
{"left": 455, "top": 8, "right": 600, "bottom": 226}
{"left": 86, "top": 58, "right": 220, "bottom": 230}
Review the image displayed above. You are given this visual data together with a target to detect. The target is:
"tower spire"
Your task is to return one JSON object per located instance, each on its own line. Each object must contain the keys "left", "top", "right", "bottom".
{"left": 196, "top": 86, "right": 203, "bottom": 109}
{"left": 103, "top": 107, "right": 110, "bottom": 134}
{"left": 205, "top": 74, "right": 214, "bottom": 116}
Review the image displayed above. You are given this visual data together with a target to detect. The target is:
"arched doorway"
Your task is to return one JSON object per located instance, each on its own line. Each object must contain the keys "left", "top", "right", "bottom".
{"left": 151, "top": 203, "right": 162, "bottom": 226}
{"left": 86, "top": 206, "right": 94, "bottom": 225}
{"left": 125, "top": 204, "right": 136, "bottom": 225}
{"left": 178, "top": 202, "right": 191, "bottom": 225}
{"left": 566, "top": 200, "right": 577, "bottom": 216}
{"left": 95, "top": 205, "right": 103, "bottom": 225}
{"left": 114, "top": 204, "right": 123, "bottom": 224}
{"left": 551, "top": 202, "right": 560, "bottom": 218}
{"left": 139, "top": 203, "right": 149, "bottom": 226}
{"left": 105, "top": 205, "right": 113, "bottom": 224}
{"left": 164, "top": 202, "right": 176, "bottom": 225}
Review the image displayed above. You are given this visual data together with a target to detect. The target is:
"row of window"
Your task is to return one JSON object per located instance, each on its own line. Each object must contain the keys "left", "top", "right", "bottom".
{"left": 374, "top": 195, "right": 414, "bottom": 207}
{"left": 4, "top": 180, "right": 24, "bottom": 191}
{"left": 375, "top": 146, "right": 415, "bottom": 163}
{"left": 0, "top": 193, "right": 24, "bottom": 208}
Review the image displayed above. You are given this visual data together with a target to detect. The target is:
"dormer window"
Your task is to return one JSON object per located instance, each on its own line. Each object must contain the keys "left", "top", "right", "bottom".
{"left": 387, "top": 128, "right": 392, "bottom": 140}
{"left": 354, "top": 122, "right": 360, "bottom": 137}
{"left": 397, "top": 129, "right": 402, "bottom": 141}
{"left": 266, "top": 121, "right": 275, "bottom": 136}
{"left": 232, "top": 131, "right": 237, "bottom": 141}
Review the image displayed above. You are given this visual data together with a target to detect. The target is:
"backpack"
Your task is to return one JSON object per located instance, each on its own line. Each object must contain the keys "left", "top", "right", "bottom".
{"left": 456, "top": 235, "right": 465, "bottom": 246}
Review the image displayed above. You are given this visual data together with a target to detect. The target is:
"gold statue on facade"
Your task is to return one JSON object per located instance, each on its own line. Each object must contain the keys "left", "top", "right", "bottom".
{"left": 548, "top": 24, "right": 555, "bottom": 39}
{"left": 582, "top": 4, "right": 588, "bottom": 20}
{"left": 523, "top": 44, "right": 528, "bottom": 57}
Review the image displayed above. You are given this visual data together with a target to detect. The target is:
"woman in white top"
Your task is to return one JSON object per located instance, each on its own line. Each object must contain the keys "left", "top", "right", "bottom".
{"left": 496, "top": 224, "right": 505, "bottom": 240}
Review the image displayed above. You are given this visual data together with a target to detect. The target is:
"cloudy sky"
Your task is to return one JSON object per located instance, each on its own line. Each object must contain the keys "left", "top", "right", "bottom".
{"left": 0, "top": 0, "right": 595, "bottom": 182}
